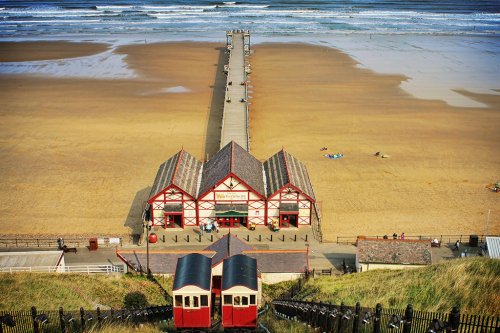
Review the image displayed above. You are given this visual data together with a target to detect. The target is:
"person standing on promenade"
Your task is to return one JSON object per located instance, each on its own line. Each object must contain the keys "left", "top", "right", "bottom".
{"left": 454, "top": 240, "right": 460, "bottom": 251}
{"left": 401, "top": 232, "right": 405, "bottom": 240}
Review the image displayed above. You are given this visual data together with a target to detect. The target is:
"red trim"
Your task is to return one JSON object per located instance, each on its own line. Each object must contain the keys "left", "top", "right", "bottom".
{"left": 171, "top": 148, "right": 184, "bottom": 185}
{"left": 148, "top": 183, "right": 196, "bottom": 204}
{"left": 197, "top": 173, "right": 266, "bottom": 201}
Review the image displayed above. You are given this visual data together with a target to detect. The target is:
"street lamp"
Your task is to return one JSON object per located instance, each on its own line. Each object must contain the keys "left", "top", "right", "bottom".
{"left": 146, "top": 220, "right": 152, "bottom": 278}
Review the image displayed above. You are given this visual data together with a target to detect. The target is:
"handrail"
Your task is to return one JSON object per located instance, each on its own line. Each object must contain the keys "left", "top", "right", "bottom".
{"left": 0, "top": 264, "right": 124, "bottom": 274}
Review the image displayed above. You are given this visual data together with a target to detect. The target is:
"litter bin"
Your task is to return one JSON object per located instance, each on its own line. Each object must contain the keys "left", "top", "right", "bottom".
{"left": 148, "top": 233, "right": 158, "bottom": 244}
{"left": 89, "top": 238, "right": 98, "bottom": 251}
{"left": 469, "top": 235, "right": 478, "bottom": 247}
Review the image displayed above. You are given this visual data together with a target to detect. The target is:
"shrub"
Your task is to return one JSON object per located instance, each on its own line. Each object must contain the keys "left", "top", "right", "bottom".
{"left": 123, "top": 291, "right": 149, "bottom": 309}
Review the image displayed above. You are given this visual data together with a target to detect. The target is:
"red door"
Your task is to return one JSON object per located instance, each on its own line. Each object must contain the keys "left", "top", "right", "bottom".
{"left": 218, "top": 217, "right": 246, "bottom": 228}
{"left": 222, "top": 295, "right": 233, "bottom": 326}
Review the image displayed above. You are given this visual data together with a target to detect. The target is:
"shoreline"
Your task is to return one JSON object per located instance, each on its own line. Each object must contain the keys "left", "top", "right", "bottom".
{"left": 1, "top": 35, "right": 499, "bottom": 107}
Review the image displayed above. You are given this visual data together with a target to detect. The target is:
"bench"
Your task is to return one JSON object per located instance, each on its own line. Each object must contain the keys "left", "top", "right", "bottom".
{"left": 62, "top": 245, "right": 77, "bottom": 253}
{"left": 431, "top": 241, "right": 441, "bottom": 248}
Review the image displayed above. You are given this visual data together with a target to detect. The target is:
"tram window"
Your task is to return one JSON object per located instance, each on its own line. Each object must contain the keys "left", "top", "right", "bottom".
{"left": 250, "top": 295, "right": 256, "bottom": 305}
{"left": 201, "top": 295, "right": 208, "bottom": 306}
{"left": 175, "top": 295, "right": 182, "bottom": 307}
{"left": 234, "top": 296, "right": 241, "bottom": 306}
{"left": 242, "top": 296, "right": 248, "bottom": 306}
{"left": 224, "top": 295, "right": 232, "bottom": 305}
{"left": 193, "top": 296, "right": 199, "bottom": 308}
{"left": 184, "top": 296, "right": 190, "bottom": 307}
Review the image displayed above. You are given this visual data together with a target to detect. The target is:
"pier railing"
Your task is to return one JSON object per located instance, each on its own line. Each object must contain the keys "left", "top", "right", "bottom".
{"left": 335, "top": 234, "right": 497, "bottom": 245}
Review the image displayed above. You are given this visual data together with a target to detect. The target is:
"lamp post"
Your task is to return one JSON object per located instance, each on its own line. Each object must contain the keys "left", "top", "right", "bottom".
{"left": 146, "top": 220, "right": 152, "bottom": 278}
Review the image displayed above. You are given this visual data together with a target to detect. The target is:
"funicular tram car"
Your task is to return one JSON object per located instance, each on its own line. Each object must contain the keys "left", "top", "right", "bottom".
{"left": 172, "top": 253, "right": 212, "bottom": 329}
{"left": 221, "top": 254, "right": 258, "bottom": 329}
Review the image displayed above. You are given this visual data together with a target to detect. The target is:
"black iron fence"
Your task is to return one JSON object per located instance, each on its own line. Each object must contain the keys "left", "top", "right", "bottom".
{"left": 0, "top": 305, "right": 172, "bottom": 333}
{"left": 0, "top": 237, "right": 132, "bottom": 249}
{"left": 336, "top": 234, "right": 497, "bottom": 245}
{"left": 273, "top": 300, "right": 499, "bottom": 333}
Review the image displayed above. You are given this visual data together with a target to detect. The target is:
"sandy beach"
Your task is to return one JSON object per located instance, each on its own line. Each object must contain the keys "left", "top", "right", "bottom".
{"left": 0, "top": 41, "right": 498, "bottom": 239}
{"left": 0, "top": 42, "right": 221, "bottom": 236}
{"left": 249, "top": 43, "right": 500, "bottom": 240}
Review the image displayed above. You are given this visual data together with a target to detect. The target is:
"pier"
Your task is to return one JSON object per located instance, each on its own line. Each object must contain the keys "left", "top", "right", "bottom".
{"left": 220, "top": 30, "right": 251, "bottom": 151}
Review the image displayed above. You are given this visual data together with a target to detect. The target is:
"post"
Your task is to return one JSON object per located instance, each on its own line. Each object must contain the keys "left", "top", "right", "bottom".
{"left": 146, "top": 222, "right": 150, "bottom": 277}
{"left": 80, "top": 307, "right": 85, "bottom": 332}
{"left": 175, "top": 235, "right": 177, "bottom": 243}
{"left": 259, "top": 235, "right": 261, "bottom": 242}
{"left": 373, "top": 303, "right": 382, "bottom": 333}
{"left": 305, "top": 235, "right": 308, "bottom": 242}
{"left": 199, "top": 234, "right": 201, "bottom": 242}
{"left": 187, "top": 235, "right": 189, "bottom": 243}
{"left": 211, "top": 235, "right": 213, "bottom": 242}
{"left": 59, "top": 307, "right": 66, "bottom": 333}
{"left": 403, "top": 304, "right": 413, "bottom": 333}
{"left": 162, "top": 235, "right": 165, "bottom": 243}
{"left": 97, "top": 307, "right": 102, "bottom": 325}
{"left": 31, "top": 306, "right": 38, "bottom": 333}
{"left": 353, "top": 302, "right": 361, "bottom": 333}
{"left": 337, "top": 302, "right": 345, "bottom": 333}
{"left": 294, "top": 234, "right": 297, "bottom": 242}
{"left": 282, "top": 234, "right": 285, "bottom": 242}
{"left": 447, "top": 307, "right": 460, "bottom": 333}
{"left": 270, "top": 234, "right": 272, "bottom": 242}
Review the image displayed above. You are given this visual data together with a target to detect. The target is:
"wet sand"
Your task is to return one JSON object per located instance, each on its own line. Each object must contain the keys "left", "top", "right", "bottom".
{"left": 0, "top": 41, "right": 498, "bottom": 239}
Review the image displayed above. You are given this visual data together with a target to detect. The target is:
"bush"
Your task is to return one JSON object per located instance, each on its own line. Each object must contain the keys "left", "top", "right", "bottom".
{"left": 123, "top": 291, "right": 149, "bottom": 309}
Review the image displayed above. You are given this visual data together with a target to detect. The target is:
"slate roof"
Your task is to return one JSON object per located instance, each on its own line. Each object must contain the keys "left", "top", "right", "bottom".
{"left": 204, "top": 234, "right": 255, "bottom": 267}
{"left": 198, "top": 141, "right": 265, "bottom": 198}
{"left": 222, "top": 254, "right": 258, "bottom": 291}
{"left": 116, "top": 250, "right": 215, "bottom": 275}
{"left": 148, "top": 149, "right": 202, "bottom": 201}
{"left": 173, "top": 253, "right": 212, "bottom": 291}
{"left": 264, "top": 149, "right": 315, "bottom": 201}
{"left": 357, "top": 239, "right": 432, "bottom": 265}
{"left": 0, "top": 251, "right": 64, "bottom": 270}
{"left": 244, "top": 250, "right": 309, "bottom": 273}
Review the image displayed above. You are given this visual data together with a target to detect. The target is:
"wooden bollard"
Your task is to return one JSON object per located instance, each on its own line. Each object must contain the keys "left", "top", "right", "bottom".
{"left": 199, "top": 234, "right": 201, "bottom": 242}
{"left": 270, "top": 234, "right": 273, "bottom": 242}
{"left": 186, "top": 235, "right": 189, "bottom": 243}
{"left": 162, "top": 235, "right": 165, "bottom": 243}
{"left": 259, "top": 235, "right": 261, "bottom": 242}
{"left": 305, "top": 235, "right": 308, "bottom": 242}
{"left": 282, "top": 234, "right": 285, "bottom": 242}
{"left": 294, "top": 234, "right": 297, "bottom": 242}
{"left": 211, "top": 235, "right": 213, "bottom": 242}
{"left": 175, "top": 235, "right": 177, "bottom": 243}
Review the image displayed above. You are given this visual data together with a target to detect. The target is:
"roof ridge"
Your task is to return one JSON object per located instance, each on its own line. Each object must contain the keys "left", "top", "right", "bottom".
{"left": 230, "top": 141, "right": 235, "bottom": 173}
{"left": 281, "top": 148, "right": 292, "bottom": 184}
{"left": 171, "top": 148, "right": 184, "bottom": 186}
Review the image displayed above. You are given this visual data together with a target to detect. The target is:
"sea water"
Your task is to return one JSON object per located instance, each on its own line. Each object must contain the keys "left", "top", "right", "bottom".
{"left": 0, "top": 0, "right": 498, "bottom": 38}
{"left": 0, "top": 0, "right": 498, "bottom": 107}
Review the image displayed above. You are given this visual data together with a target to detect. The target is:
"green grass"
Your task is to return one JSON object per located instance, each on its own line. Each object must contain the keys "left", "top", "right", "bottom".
{"left": 259, "top": 310, "right": 316, "bottom": 333}
{"left": 269, "top": 257, "right": 500, "bottom": 316}
{"left": 0, "top": 273, "right": 168, "bottom": 310}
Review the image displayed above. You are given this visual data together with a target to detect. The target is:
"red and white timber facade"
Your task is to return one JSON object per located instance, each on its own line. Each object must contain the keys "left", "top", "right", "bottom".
{"left": 147, "top": 150, "right": 201, "bottom": 228}
{"left": 264, "top": 149, "right": 316, "bottom": 228}
{"left": 146, "top": 141, "right": 316, "bottom": 229}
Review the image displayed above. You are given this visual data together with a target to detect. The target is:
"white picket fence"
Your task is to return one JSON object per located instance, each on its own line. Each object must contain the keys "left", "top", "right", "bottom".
{"left": 0, "top": 264, "right": 124, "bottom": 274}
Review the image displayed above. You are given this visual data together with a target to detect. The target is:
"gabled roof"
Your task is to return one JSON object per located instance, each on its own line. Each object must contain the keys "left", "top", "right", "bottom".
{"left": 264, "top": 149, "right": 315, "bottom": 201}
{"left": 116, "top": 250, "right": 215, "bottom": 275}
{"left": 204, "top": 234, "right": 255, "bottom": 267}
{"left": 173, "top": 253, "right": 212, "bottom": 291}
{"left": 243, "top": 250, "right": 309, "bottom": 273}
{"left": 222, "top": 254, "right": 258, "bottom": 291}
{"left": 357, "top": 239, "right": 432, "bottom": 265}
{"left": 148, "top": 149, "right": 202, "bottom": 201}
{"left": 486, "top": 237, "right": 500, "bottom": 259}
{"left": 198, "top": 141, "right": 265, "bottom": 198}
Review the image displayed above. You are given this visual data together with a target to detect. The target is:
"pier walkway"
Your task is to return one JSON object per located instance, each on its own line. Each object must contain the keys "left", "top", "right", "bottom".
{"left": 220, "top": 30, "right": 251, "bottom": 151}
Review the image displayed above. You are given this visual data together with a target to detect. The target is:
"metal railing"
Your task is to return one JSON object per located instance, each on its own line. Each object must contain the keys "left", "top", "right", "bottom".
{"left": 273, "top": 300, "right": 499, "bottom": 333}
{"left": 0, "top": 236, "right": 129, "bottom": 248}
{"left": 0, "top": 264, "right": 124, "bottom": 274}
{"left": 336, "top": 234, "right": 497, "bottom": 245}
{"left": 0, "top": 305, "right": 172, "bottom": 333}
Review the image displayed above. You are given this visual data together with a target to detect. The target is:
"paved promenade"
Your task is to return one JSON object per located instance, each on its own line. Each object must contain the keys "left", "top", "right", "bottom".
{"left": 220, "top": 30, "right": 250, "bottom": 151}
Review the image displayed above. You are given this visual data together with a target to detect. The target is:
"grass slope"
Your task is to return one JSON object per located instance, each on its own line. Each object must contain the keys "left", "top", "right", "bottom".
{"left": 280, "top": 258, "right": 500, "bottom": 316}
{"left": 0, "top": 273, "right": 167, "bottom": 311}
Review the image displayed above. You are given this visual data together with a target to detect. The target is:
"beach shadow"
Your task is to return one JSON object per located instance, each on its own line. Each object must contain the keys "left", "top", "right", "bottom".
{"left": 124, "top": 186, "right": 151, "bottom": 238}
{"left": 203, "top": 47, "right": 228, "bottom": 160}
